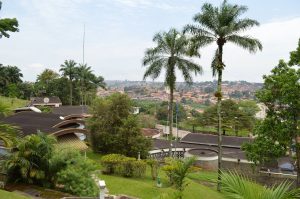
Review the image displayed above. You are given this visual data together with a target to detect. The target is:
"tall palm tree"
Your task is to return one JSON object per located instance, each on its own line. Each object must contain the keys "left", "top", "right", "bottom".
{"left": 143, "top": 28, "right": 203, "bottom": 156}
{"left": 60, "top": 60, "right": 77, "bottom": 105}
{"left": 77, "top": 63, "right": 93, "bottom": 105}
{"left": 222, "top": 171, "right": 300, "bottom": 199}
{"left": 184, "top": 0, "right": 262, "bottom": 190}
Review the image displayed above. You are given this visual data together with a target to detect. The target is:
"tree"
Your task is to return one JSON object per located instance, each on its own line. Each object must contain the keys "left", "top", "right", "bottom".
{"left": 243, "top": 60, "right": 300, "bottom": 185}
{"left": 60, "top": 60, "right": 77, "bottom": 105}
{"left": 156, "top": 101, "right": 187, "bottom": 123}
{"left": 87, "top": 93, "right": 151, "bottom": 158}
{"left": 184, "top": 0, "right": 262, "bottom": 190}
{"left": 222, "top": 171, "right": 300, "bottom": 199}
{"left": 0, "top": 1, "right": 18, "bottom": 39}
{"left": 36, "top": 69, "right": 59, "bottom": 87}
{"left": 143, "top": 28, "right": 202, "bottom": 156}
{"left": 0, "top": 65, "right": 23, "bottom": 96}
{"left": 202, "top": 99, "right": 256, "bottom": 135}
{"left": 289, "top": 38, "right": 300, "bottom": 67}
{"left": 5, "top": 133, "right": 57, "bottom": 186}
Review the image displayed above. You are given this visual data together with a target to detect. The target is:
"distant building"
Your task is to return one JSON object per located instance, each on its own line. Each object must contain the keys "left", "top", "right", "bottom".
{"left": 29, "top": 97, "right": 62, "bottom": 107}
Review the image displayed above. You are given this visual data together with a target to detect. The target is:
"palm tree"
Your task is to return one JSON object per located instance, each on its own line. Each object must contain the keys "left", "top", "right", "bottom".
{"left": 0, "top": 102, "right": 19, "bottom": 148}
{"left": 60, "top": 60, "right": 77, "bottom": 105}
{"left": 143, "top": 28, "right": 203, "bottom": 156}
{"left": 0, "top": 1, "right": 19, "bottom": 39}
{"left": 222, "top": 171, "right": 300, "bottom": 199}
{"left": 5, "top": 132, "right": 57, "bottom": 184}
{"left": 77, "top": 63, "right": 93, "bottom": 105}
{"left": 184, "top": 0, "right": 262, "bottom": 190}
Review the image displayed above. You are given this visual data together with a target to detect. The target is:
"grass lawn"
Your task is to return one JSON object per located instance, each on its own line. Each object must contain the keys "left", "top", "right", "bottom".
{"left": 0, "top": 96, "right": 28, "bottom": 110}
{"left": 87, "top": 152, "right": 224, "bottom": 199}
{"left": 0, "top": 189, "right": 30, "bottom": 199}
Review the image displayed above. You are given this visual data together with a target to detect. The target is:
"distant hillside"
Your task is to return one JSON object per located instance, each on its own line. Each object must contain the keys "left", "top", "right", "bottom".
{"left": 0, "top": 96, "right": 29, "bottom": 110}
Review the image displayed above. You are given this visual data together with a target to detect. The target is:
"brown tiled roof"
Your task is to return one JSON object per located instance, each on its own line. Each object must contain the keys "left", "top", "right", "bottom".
{"left": 51, "top": 106, "right": 88, "bottom": 116}
{"left": 180, "top": 133, "right": 252, "bottom": 148}
{"left": 1, "top": 112, "right": 62, "bottom": 135}
{"left": 141, "top": 128, "right": 160, "bottom": 138}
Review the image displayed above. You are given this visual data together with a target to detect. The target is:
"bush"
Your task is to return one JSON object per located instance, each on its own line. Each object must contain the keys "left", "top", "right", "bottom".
{"left": 100, "top": 154, "right": 127, "bottom": 174}
{"left": 101, "top": 154, "right": 146, "bottom": 178}
{"left": 146, "top": 159, "right": 159, "bottom": 180}
{"left": 57, "top": 158, "right": 98, "bottom": 197}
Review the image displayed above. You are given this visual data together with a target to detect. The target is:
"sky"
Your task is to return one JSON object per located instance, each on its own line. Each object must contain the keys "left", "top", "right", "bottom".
{"left": 0, "top": 0, "right": 299, "bottom": 83}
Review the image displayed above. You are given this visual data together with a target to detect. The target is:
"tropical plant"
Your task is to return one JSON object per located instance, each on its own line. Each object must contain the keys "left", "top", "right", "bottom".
{"left": 5, "top": 133, "right": 57, "bottom": 185}
{"left": 0, "top": 102, "right": 19, "bottom": 147}
{"left": 143, "top": 28, "right": 202, "bottom": 156}
{"left": 76, "top": 63, "right": 93, "bottom": 105}
{"left": 184, "top": 0, "right": 262, "bottom": 190}
{"left": 60, "top": 60, "right": 77, "bottom": 105}
{"left": 162, "top": 157, "right": 196, "bottom": 199}
{"left": 222, "top": 171, "right": 300, "bottom": 199}
{"left": 0, "top": 1, "right": 19, "bottom": 39}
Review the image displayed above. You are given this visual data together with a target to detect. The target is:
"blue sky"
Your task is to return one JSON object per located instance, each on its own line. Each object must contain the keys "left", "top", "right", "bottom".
{"left": 0, "top": 0, "right": 300, "bottom": 82}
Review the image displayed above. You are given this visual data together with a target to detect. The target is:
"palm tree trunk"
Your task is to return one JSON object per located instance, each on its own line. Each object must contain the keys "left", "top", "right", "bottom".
{"left": 70, "top": 80, "right": 73, "bottom": 106}
{"left": 217, "top": 43, "right": 224, "bottom": 192}
{"left": 169, "top": 88, "right": 174, "bottom": 157}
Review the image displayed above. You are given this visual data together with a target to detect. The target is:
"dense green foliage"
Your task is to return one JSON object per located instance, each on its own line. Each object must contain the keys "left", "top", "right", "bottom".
{"left": 289, "top": 38, "right": 300, "bottom": 67}
{"left": 222, "top": 171, "right": 300, "bottom": 199}
{"left": 0, "top": 62, "right": 105, "bottom": 105}
{"left": 100, "top": 154, "right": 146, "bottom": 178}
{"left": 201, "top": 99, "right": 258, "bottom": 135}
{"left": 156, "top": 102, "right": 187, "bottom": 123}
{"left": 5, "top": 134, "right": 98, "bottom": 196}
{"left": 243, "top": 60, "right": 300, "bottom": 168}
{"left": 5, "top": 133, "right": 57, "bottom": 186}
{"left": 88, "top": 93, "right": 151, "bottom": 158}
{"left": 0, "top": 1, "right": 19, "bottom": 38}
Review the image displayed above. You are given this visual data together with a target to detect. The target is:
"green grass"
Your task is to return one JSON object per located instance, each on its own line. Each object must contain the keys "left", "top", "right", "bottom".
{"left": 0, "top": 189, "right": 30, "bottom": 199}
{"left": 0, "top": 96, "right": 28, "bottom": 110}
{"left": 87, "top": 152, "right": 224, "bottom": 199}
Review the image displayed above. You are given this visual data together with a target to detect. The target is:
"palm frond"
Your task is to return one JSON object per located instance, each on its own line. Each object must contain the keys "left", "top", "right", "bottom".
{"left": 226, "top": 34, "right": 263, "bottom": 53}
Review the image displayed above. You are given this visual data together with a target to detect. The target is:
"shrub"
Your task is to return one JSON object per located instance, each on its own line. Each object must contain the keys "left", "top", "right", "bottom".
{"left": 100, "top": 154, "right": 127, "bottom": 174}
{"left": 101, "top": 154, "right": 146, "bottom": 178}
{"left": 57, "top": 158, "right": 98, "bottom": 197}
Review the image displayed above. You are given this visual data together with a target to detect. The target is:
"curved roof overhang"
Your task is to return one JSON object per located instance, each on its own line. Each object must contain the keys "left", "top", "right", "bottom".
{"left": 50, "top": 128, "right": 88, "bottom": 137}
{"left": 52, "top": 119, "right": 85, "bottom": 128}
{"left": 63, "top": 114, "right": 91, "bottom": 120}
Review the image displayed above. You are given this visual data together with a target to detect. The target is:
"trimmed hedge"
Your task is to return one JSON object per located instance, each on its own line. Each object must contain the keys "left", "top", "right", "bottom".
{"left": 100, "top": 154, "right": 146, "bottom": 178}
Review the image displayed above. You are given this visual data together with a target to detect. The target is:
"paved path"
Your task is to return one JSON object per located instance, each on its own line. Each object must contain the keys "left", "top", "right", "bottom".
{"left": 155, "top": 124, "right": 190, "bottom": 138}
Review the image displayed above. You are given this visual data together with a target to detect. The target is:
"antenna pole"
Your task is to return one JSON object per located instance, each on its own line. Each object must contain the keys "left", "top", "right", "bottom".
{"left": 83, "top": 23, "right": 85, "bottom": 65}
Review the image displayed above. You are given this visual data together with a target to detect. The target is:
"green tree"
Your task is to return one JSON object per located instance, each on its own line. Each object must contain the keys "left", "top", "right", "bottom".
{"left": 56, "top": 156, "right": 98, "bottom": 197}
{"left": 202, "top": 99, "right": 256, "bottom": 135}
{"left": 289, "top": 38, "right": 300, "bottom": 67}
{"left": 5, "top": 133, "right": 57, "bottom": 186}
{"left": 36, "top": 69, "right": 59, "bottom": 90}
{"left": 243, "top": 60, "right": 300, "bottom": 185}
{"left": 60, "top": 60, "right": 77, "bottom": 105}
{"left": 0, "top": 65, "right": 23, "bottom": 96}
{"left": 156, "top": 102, "right": 187, "bottom": 123}
{"left": 222, "top": 171, "right": 300, "bottom": 199}
{"left": 0, "top": 1, "right": 18, "bottom": 38}
{"left": 87, "top": 93, "right": 151, "bottom": 158}
{"left": 143, "top": 28, "right": 202, "bottom": 156}
{"left": 184, "top": 0, "right": 262, "bottom": 190}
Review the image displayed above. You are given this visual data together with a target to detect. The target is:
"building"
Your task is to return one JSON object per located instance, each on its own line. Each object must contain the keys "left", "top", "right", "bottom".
{"left": 29, "top": 97, "right": 62, "bottom": 107}
{"left": 1, "top": 111, "right": 88, "bottom": 150}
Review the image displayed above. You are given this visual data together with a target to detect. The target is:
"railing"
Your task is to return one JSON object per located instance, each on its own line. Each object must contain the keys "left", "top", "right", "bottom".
{"left": 148, "top": 148, "right": 186, "bottom": 159}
